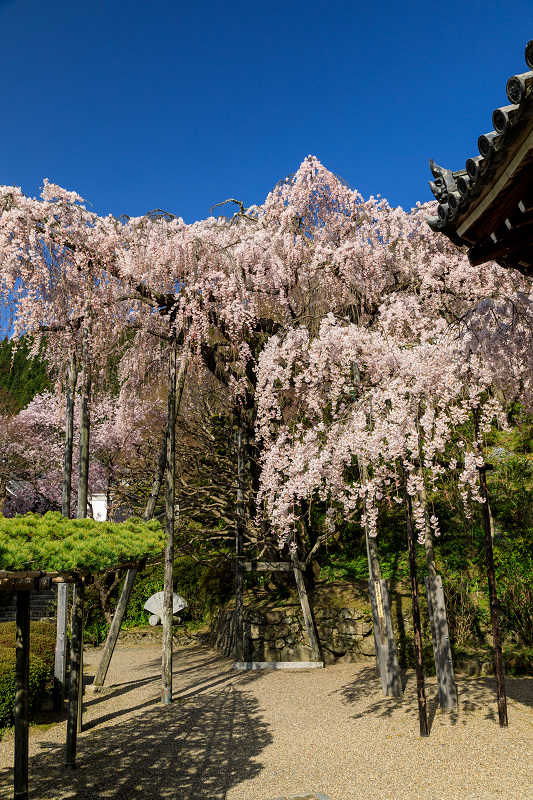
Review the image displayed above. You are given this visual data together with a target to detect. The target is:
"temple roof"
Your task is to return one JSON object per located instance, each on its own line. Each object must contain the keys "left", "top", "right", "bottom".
{"left": 426, "top": 41, "right": 533, "bottom": 276}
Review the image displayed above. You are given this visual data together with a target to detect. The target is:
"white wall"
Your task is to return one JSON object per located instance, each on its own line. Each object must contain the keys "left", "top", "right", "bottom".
{"left": 91, "top": 493, "right": 107, "bottom": 521}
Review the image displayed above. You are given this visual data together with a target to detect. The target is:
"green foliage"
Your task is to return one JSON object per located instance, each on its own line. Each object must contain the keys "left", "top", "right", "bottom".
{"left": 0, "top": 336, "right": 50, "bottom": 413}
{"left": 0, "top": 622, "right": 56, "bottom": 727}
{"left": 125, "top": 556, "right": 234, "bottom": 626}
{"left": 0, "top": 512, "right": 165, "bottom": 572}
{"left": 493, "top": 537, "right": 533, "bottom": 646}
{"left": 488, "top": 449, "right": 533, "bottom": 534}
{"left": 82, "top": 596, "right": 111, "bottom": 646}
{"left": 84, "top": 555, "right": 234, "bottom": 643}
{"left": 442, "top": 576, "right": 490, "bottom": 647}
{"left": 0, "top": 621, "right": 56, "bottom": 669}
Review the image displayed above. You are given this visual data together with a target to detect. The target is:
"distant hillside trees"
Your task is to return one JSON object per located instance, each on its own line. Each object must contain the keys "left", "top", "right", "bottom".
{"left": 0, "top": 336, "right": 50, "bottom": 414}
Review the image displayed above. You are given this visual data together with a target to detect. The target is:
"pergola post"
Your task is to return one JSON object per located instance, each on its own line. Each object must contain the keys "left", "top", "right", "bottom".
{"left": 65, "top": 581, "right": 84, "bottom": 769}
{"left": 53, "top": 583, "right": 69, "bottom": 712}
{"left": 14, "top": 590, "right": 30, "bottom": 800}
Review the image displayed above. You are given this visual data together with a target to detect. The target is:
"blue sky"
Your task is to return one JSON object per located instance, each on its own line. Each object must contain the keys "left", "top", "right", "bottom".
{"left": 1, "top": 0, "right": 532, "bottom": 223}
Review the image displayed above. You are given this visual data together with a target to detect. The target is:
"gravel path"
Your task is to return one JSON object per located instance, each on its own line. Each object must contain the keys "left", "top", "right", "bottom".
{"left": 0, "top": 643, "right": 532, "bottom": 799}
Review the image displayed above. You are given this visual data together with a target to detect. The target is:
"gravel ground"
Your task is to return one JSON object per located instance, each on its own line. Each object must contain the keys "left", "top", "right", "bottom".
{"left": 0, "top": 643, "right": 532, "bottom": 800}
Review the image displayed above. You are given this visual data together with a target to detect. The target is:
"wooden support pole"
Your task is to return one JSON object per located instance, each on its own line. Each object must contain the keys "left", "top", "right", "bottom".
{"left": 425, "top": 575, "right": 457, "bottom": 711}
{"left": 403, "top": 468, "right": 429, "bottom": 737}
{"left": 162, "top": 335, "right": 177, "bottom": 706}
{"left": 234, "top": 415, "right": 245, "bottom": 662}
{"left": 234, "top": 561, "right": 244, "bottom": 662}
{"left": 93, "top": 568, "right": 138, "bottom": 687}
{"left": 14, "top": 590, "right": 30, "bottom": 800}
{"left": 292, "top": 564, "right": 322, "bottom": 661}
{"left": 53, "top": 583, "right": 69, "bottom": 712}
{"left": 368, "top": 578, "right": 402, "bottom": 696}
{"left": 478, "top": 464, "right": 508, "bottom": 727}
{"left": 65, "top": 582, "right": 84, "bottom": 769}
{"left": 473, "top": 410, "right": 508, "bottom": 727}
{"left": 77, "top": 617, "right": 84, "bottom": 735}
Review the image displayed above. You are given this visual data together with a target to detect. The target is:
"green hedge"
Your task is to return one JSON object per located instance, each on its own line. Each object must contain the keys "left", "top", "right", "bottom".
{"left": 0, "top": 649, "right": 49, "bottom": 728}
{"left": 0, "top": 622, "right": 56, "bottom": 669}
{"left": 0, "top": 622, "right": 56, "bottom": 727}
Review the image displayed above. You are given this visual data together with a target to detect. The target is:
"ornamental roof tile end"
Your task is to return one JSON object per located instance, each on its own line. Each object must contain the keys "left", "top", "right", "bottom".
{"left": 427, "top": 40, "right": 533, "bottom": 274}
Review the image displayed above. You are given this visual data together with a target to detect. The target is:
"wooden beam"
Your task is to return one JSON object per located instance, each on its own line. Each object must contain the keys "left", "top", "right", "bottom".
{"left": 0, "top": 571, "right": 42, "bottom": 580}
{"left": 14, "top": 591, "right": 30, "bottom": 800}
{"left": 498, "top": 253, "right": 533, "bottom": 274}
{"left": 1, "top": 580, "right": 35, "bottom": 592}
{"left": 231, "top": 561, "right": 292, "bottom": 572}
{"left": 468, "top": 219, "right": 533, "bottom": 266}
{"left": 0, "top": 577, "right": 51, "bottom": 591}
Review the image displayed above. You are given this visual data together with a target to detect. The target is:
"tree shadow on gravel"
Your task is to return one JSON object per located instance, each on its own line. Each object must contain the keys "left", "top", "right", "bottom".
{"left": 335, "top": 666, "right": 440, "bottom": 731}
{"left": 507, "top": 676, "right": 533, "bottom": 708}
{"left": 456, "top": 674, "right": 533, "bottom": 712}
{"left": 337, "top": 666, "right": 533, "bottom": 733}
{"left": 0, "top": 683, "right": 272, "bottom": 800}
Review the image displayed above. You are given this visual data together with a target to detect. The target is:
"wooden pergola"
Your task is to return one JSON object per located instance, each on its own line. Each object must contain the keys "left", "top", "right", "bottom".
{"left": 1, "top": 569, "right": 92, "bottom": 800}
{"left": 424, "top": 39, "right": 533, "bottom": 729}
{"left": 426, "top": 40, "right": 533, "bottom": 276}
{"left": 0, "top": 514, "right": 166, "bottom": 800}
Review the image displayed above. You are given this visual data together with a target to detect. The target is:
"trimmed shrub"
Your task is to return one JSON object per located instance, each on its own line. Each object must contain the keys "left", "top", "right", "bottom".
{"left": 0, "top": 622, "right": 56, "bottom": 726}
{"left": 0, "top": 622, "right": 56, "bottom": 667}
{"left": 0, "top": 646, "right": 50, "bottom": 727}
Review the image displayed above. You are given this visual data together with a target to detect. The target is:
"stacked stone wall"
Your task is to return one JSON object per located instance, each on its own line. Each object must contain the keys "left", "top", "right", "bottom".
{"left": 210, "top": 603, "right": 381, "bottom": 664}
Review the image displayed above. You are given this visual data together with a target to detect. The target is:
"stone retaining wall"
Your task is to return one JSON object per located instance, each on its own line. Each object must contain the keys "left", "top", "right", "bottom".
{"left": 210, "top": 603, "right": 380, "bottom": 665}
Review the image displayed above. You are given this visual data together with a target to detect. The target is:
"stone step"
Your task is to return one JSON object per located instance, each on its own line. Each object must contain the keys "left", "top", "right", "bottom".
{"left": 0, "top": 589, "right": 56, "bottom": 623}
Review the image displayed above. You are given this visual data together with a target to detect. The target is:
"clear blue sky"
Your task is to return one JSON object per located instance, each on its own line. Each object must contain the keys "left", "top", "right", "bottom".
{"left": 1, "top": 0, "right": 531, "bottom": 222}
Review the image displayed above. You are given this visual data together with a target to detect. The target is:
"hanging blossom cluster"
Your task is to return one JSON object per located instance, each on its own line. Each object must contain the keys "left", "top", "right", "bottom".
{"left": 256, "top": 314, "right": 513, "bottom": 546}
{"left": 250, "top": 162, "right": 533, "bottom": 549}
